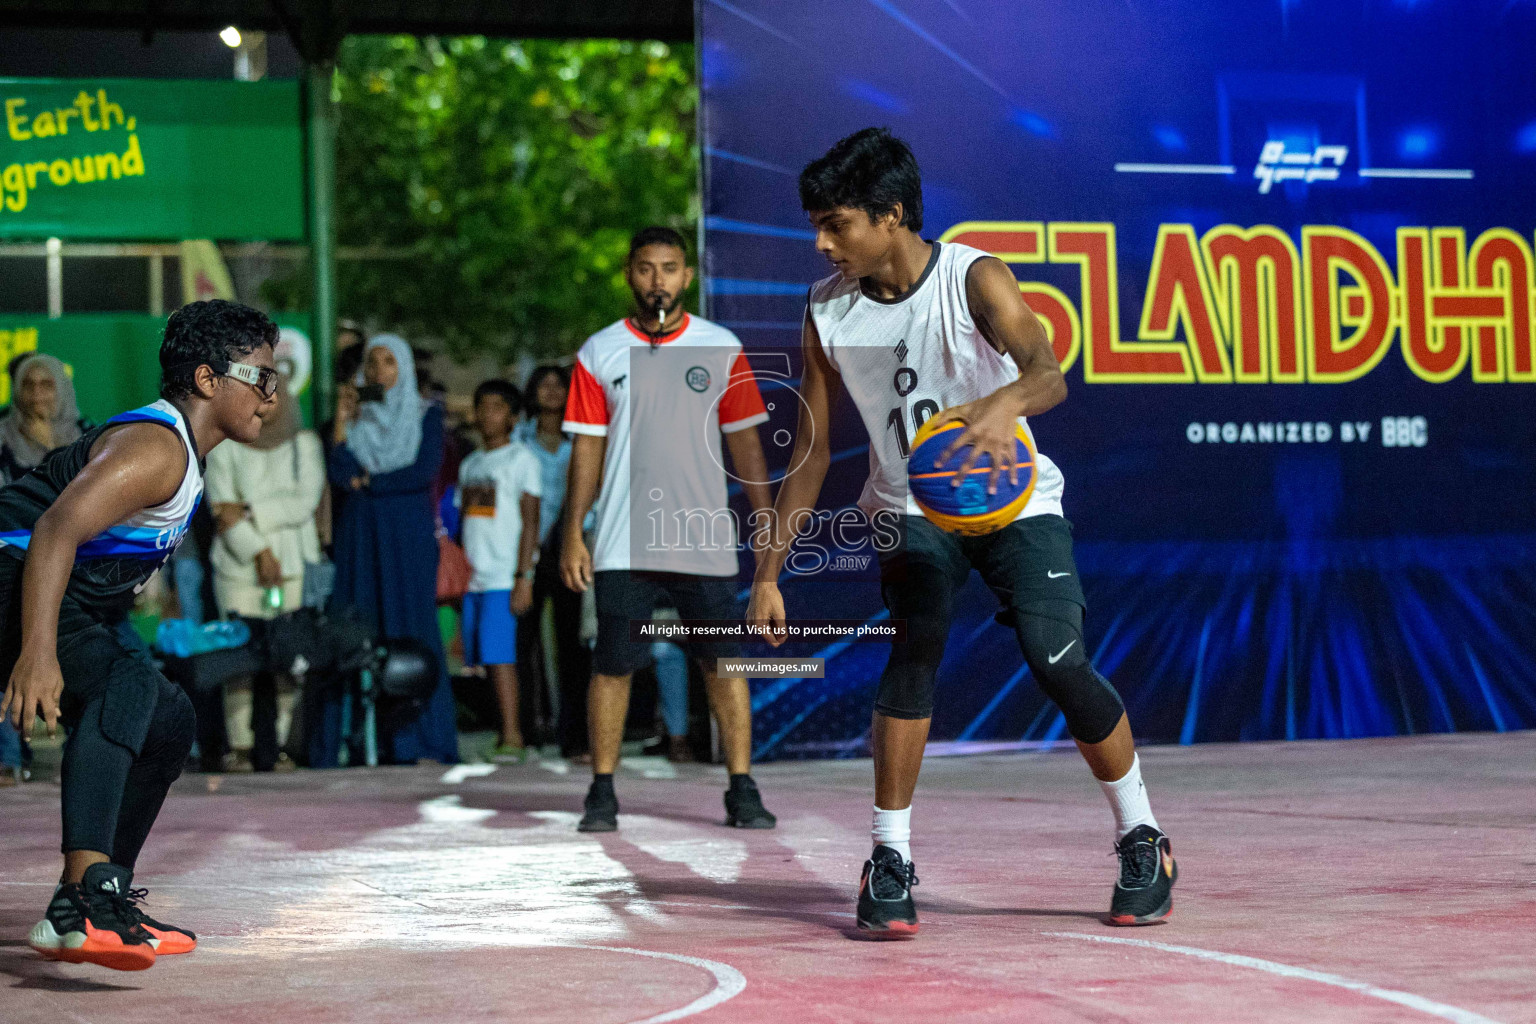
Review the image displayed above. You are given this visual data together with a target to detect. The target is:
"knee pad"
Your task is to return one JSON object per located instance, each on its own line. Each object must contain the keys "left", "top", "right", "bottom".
{"left": 874, "top": 614, "right": 947, "bottom": 720}
{"left": 875, "top": 661, "right": 938, "bottom": 720}
{"left": 874, "top": 560, "right": 958, "bottom": 721}
{"left": 1011, "top": 602, "right": 1124, "bottom": 744}
{"left": 144, "top": 684, "right": 196, "bottom": 784}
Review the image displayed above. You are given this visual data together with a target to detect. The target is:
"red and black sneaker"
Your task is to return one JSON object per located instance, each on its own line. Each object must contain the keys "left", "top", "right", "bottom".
{"left": 28, "top": 863, "right": 157, "bottom": 971}
{"left": 123, "top": 886, "right": 197, "bottom": 955}
{"left": 856, "top": 845, "right": 920, "bottom": 938}
{"left": 1108, "top": 824, "right": 1177, "bottom": 925}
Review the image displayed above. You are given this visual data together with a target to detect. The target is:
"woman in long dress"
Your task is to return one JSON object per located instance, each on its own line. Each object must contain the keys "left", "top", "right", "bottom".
{"left": 326, "top": 334, "right": 455, "bottom": 764}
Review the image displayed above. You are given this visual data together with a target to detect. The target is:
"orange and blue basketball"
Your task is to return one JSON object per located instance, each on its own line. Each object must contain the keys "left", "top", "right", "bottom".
{"left": 907, "top": 417, "right": 1037, "bottom": 536}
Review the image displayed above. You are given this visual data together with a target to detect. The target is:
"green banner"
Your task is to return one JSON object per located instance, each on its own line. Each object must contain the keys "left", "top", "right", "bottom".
{"left": 1, "top": 78, "right": 303, "bottom": 241}
{"left": 0, "top": 314, "right": 313, "bottom": 424}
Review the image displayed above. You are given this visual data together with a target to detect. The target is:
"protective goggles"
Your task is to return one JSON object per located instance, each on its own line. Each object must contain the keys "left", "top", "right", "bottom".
{"left": 223, "top": 362, "right": 280, "bottom": 400}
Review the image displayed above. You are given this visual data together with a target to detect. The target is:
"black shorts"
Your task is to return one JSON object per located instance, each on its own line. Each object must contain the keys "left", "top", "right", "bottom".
{"left": 592, "top": 570, "right": 742, "bottom": 676}
{"left": 873, "top": 513, "right": 1086, "bottom": 719}
{"left": 879, "top": 513, "right": 1086, "bottom": 614}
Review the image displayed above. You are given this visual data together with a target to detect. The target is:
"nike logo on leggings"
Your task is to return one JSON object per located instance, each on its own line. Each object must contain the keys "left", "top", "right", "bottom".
{"left": 1048, "top": 640, "right": 1077, "bottom": 665}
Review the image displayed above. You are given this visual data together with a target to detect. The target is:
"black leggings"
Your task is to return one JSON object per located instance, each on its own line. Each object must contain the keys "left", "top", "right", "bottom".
{"left": 520, "top": 531, "right": 590, "bottom": 756}
{"left": 61, "top": 661, "right": 194, "bottom": 868}
{"left": 1, "top": 558, "right": 194, "bottom": 869}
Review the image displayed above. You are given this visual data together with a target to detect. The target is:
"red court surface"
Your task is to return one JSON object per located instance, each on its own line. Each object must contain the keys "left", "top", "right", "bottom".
{"left": 2, "top": 731, "right": 1533, "bottom": 1023}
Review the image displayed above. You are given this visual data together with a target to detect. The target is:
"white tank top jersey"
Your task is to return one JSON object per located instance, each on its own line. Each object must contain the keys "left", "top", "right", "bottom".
{"left": 0, "top": 398, "right": 204, "bottom": 610}
{"left": 807, "top": 240, "right": 1065, "bottom": 522}
{"left": 102, "top": 399, "right": 205, "bottom": 555}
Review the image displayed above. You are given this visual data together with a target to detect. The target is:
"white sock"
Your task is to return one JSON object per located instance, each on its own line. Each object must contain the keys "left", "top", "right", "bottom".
{"left": 872, "top": 805, "right": 912, "bottom": 862}
{"left": 1099, "top": 754, "right": 1159, "bottom": 840}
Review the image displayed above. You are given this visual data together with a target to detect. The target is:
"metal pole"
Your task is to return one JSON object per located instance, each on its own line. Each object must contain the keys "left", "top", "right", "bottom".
{"left": 235, "top": 31, "right": 268, "bottom": 83}
{"left": 148, "top": 254, "right": 164, "bottom": 316}
{"left": 360, "top": 667, "right": 378, "bottom": 768}
{"left": 305, "top": 59, "right": 338, "bottom": 424}
{"left": 45, "top": 237, "right": 62, "bottom": 318}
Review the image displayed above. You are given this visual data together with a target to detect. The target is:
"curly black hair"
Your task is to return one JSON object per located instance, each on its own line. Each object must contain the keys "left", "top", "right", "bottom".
{"left": 159, "top": 300, "right": 279, "bottom": 401}
{"left": 799, "top": 127, "right": 923, "bottom": 232}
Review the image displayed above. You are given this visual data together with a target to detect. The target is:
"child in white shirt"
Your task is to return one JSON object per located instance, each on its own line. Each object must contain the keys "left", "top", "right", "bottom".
{"left": 456, "top": 380, "right": 542, "bottom": 761}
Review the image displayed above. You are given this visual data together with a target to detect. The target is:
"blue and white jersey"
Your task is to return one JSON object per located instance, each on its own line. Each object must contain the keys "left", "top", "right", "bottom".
{"left": 0, "top": 399, "right": 204, "bottom": 614}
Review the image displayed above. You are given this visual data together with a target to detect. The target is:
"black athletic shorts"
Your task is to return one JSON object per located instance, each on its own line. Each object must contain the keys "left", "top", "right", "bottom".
{"left": 592, "top": 570, "right": 742, "bottom": 676}
{"left": 878, "top": 513, "right": 1087, "bottom": 622}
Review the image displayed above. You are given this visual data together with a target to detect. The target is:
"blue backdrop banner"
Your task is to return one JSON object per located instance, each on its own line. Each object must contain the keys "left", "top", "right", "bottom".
{"left": 699, "top": 0, "right": 1536, "bottom": 758}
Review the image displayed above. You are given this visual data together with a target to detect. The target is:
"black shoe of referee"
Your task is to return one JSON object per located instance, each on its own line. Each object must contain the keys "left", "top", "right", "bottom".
{"left": 856, "top": 845, "right": 919, "bottom": 938}
{"left": 1108, "top": 824, "right": 1176, "bottom": 925}
{"left": 577, "top": 777, "right": 618, "bottom": 832}
{"left": 723, "top": 775, "right": 776, "bottom": 828}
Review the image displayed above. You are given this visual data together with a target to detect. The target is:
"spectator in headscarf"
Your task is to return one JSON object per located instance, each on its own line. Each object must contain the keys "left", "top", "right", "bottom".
{"left": 0, "top": 354, "right": 86, "bottom": 485}
{"left": 0, "top": 353, "right": 86, "bottom": 784}
{"left": 326, "top": 334, "right": 454, "bottom": 765}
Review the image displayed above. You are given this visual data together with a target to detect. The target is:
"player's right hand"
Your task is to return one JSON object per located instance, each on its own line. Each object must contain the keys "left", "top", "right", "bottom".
{"left": 746, "top": 582, "right": 788, "bottom": 648}
{"left": 561, "top": 532, "right": 593, "bottom": 593}
{"left": 2, "top": 651, "right": 65, "bottom": 737}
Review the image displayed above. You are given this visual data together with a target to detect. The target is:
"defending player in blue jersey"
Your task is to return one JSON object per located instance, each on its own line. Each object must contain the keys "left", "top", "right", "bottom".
{"left": 0, "top": 300, "right": 279, "bottom": 971}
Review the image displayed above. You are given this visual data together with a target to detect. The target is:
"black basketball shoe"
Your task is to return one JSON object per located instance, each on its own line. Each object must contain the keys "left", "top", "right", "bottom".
{"left": 856, "top": 845, "right": 920, "bottom": 938}
{"left": 122, "top": 886, "right": 198, "bottom": 954}
{"left": 723, "top": 776, "right": 777, "bottom": 829}
{"left": 1109, "top": 824, "right": 1176, "bottom": 925}
{"left": 577, "top": 778, "right": 619, "bottom": 832}
{"left": 28, "top": 863, "right": 157, "bottom": 971}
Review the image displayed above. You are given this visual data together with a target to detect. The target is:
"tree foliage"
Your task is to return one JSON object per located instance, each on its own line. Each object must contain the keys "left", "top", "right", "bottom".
{"left": 266, "top": 36, "right": 699, "bottom": 362}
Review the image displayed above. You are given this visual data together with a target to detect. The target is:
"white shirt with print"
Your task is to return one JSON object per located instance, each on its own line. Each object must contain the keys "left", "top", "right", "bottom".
{"left": 455, "top": 441, "right": 543, "bottom": 593}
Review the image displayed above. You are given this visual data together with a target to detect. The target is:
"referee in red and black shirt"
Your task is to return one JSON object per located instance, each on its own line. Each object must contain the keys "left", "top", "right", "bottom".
{"left": 560, "top": 227, "right": 778, "bottom": 832}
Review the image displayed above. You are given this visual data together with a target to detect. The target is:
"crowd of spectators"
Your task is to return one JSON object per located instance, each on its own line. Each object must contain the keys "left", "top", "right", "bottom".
{"left": 0, "top": 317, "right": 702, "bottom": 781}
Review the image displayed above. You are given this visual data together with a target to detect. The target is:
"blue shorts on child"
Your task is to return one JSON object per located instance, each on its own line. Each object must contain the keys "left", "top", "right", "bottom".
{"left": 462, "top": 590, "right": 518, "bottom": 667}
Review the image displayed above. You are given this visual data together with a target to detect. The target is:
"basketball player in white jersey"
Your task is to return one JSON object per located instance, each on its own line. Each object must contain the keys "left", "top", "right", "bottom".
{"left": 2, "top": 300, "right": 280, "bottom": 969}
{"left": 746, "top": 129, "right": 1175, "bottom": 936}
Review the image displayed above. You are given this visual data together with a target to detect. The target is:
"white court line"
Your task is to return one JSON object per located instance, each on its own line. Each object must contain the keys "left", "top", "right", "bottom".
{"left": 566, "top": 945, "right": 747, "bottom": 1024}
{"left": 440, "top": 764, "right": 498, "bottom": 784}
{"left": 1360, "top": 168, "right": 1474, "bottom": 179}
{"left": 1049, "top": 932, "right": 1503, "bottom": 1024}
{"left": 1113, "top": 163, "right": 1236, "bottom": 174}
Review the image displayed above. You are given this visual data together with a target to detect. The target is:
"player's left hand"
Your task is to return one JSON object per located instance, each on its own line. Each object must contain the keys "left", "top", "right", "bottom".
{"left": 511, "top": 579, "right": 534, "bottom": 617}
{"left": 930, "top": 391, "right": 1021, "bottom": 495}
